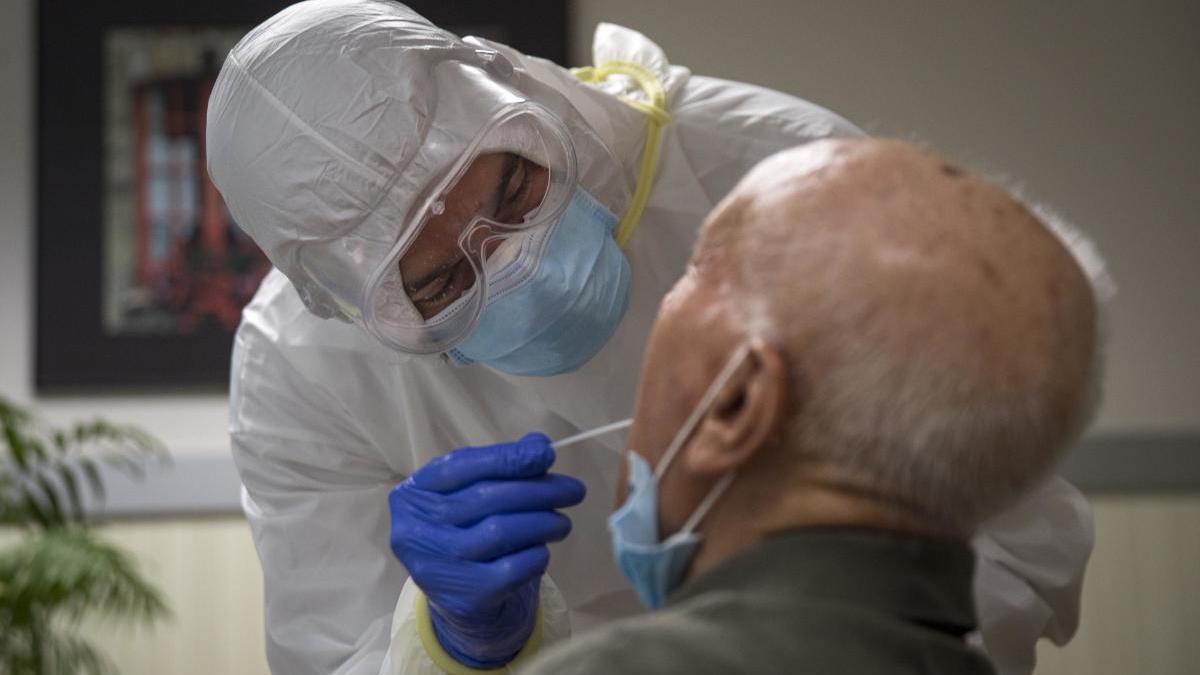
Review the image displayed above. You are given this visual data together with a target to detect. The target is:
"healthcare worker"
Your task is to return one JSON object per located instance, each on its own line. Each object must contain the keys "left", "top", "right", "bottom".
{"left": 205, "top": 2, "right": 1092, "bottom": 674}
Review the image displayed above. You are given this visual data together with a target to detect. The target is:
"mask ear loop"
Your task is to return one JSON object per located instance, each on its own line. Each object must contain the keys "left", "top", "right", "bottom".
{"left": 675, "top": 472, "right": 736, "bottom": 538}
{"left": 656, "top": 342, "right": 752, "bottom": 539}
{"left": 652, "top": 342, "right": 752, "bottom": 482}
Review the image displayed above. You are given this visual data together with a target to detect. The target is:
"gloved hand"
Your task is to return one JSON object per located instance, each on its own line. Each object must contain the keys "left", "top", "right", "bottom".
{"left": 389, "top": 432, "right": 586, "bottom": 669}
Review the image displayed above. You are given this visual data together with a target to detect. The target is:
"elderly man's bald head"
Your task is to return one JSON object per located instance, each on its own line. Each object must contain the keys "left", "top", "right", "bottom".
{"left": 687, "top": 139, "right": 1101, "bottom": 531}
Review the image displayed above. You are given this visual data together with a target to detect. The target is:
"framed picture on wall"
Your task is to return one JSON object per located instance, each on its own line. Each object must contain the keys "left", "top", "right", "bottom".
{"left": 36, "top": 0, "right": 569, "bottom": 390}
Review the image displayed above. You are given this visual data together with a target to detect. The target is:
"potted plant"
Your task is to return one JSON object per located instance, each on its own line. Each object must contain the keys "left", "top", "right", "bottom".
{"left": 0, "top": 396, "right": 170, "bottom": 674}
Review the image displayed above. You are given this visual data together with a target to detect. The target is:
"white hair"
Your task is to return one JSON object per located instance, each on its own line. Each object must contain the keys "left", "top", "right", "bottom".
{"left": 1023, "top": 198, "right": 1115, "bottom": 440}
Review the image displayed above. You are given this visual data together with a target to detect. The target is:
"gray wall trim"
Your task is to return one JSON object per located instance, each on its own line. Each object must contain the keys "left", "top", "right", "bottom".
{"left": 87, "top": 454, "right": 243, "bottom": 519}
{"left": 1059, "top": 433, "right": 1200, "bottom": 493}
{"left": 84, "top": 433, "right": 1200, "bottom": 519}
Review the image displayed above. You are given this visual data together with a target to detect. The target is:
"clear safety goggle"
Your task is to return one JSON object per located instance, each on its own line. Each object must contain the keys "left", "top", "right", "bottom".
{"left": 363, "top": 103, "right": 578, "bottom": 354}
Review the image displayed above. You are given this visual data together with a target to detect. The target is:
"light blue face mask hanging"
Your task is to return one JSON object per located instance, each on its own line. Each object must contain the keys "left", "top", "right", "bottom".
{"left": 448, "top": 186, "right": 631, "bottom": 377}
{"left": 607, "top": 344, "right": 750, "bottom": 609}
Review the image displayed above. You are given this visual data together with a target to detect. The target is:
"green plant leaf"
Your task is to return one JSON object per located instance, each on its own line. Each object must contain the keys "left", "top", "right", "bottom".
{"left": 20, "top": 492, "right": 50, "bottom": 529}
{"left": 40, "top": 628, "right": 116, "bottom": 675}
{"left": 1, "top": 398, "right": 170, "bottom": 675}
{"left": 24, "top": 436, "right": 50, "bottom": 465}
{"left": 32, "top": 472, "right": 66, "bottom": 529}
{"left": 55, "top": 461, "right": 86, "bottom": 524}
{"left": 0, "top": 530, "right": 169, "bottom": 621}
{"left": 79, "top": 458, "right": 106, "bottom": 509}
{"left": 3, "top": 421, "right": 29, "bottom": 470}
{"left": 101, "top": 452, "right": 145, "bottom": 480}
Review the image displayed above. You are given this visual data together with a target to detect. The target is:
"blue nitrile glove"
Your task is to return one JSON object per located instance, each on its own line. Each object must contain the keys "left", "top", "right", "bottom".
{"left": 388, "top": 432, "right": 586, "bottom": 669}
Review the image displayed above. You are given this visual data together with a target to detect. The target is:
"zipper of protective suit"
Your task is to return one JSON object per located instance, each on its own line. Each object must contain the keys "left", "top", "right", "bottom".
{"left": 571, "top": 61, "right": 673, "bottom": 248}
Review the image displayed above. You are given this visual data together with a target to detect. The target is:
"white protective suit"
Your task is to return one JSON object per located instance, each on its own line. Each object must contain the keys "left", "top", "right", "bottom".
{"left": 214, "top": 5, "right": 1092, "bottom": 675}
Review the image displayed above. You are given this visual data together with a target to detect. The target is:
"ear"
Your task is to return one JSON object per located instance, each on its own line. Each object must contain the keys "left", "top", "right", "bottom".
{"left": 684, "top": 340, "right": 790, "bottom": 477}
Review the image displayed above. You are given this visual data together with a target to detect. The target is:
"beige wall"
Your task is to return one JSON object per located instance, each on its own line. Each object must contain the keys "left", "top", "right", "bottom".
{"left": 80, "top": 519, "right": 271, "bottom": 675}
{"left": 1037, "top": 494, "right": 1200, "bottom": 675}
{"left": 571, "top": 0, "right": 1200, "bottom": 433}
{"left": 5, "top": 493, "right": 1192, "bottom": 675}
{"left": 0, "top": 520, "right": 269, "bottom": 675}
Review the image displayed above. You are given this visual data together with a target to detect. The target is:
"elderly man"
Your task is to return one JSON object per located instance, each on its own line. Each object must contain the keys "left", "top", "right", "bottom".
{"left": 519, "top": 139, "right": 1107, "bottom": 675}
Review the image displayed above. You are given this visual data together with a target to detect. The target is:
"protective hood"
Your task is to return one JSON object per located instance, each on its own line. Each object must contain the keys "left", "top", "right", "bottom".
{"left": 205, "top": 0, "right": 633, "bottom": 326}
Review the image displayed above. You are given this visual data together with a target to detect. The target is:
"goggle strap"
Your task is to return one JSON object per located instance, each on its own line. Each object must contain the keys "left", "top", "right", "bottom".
{"left": 572, "top": 61, "right": 672, "bottom": 249}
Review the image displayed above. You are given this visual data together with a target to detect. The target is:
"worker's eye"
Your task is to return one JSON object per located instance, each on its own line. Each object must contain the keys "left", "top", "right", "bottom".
{"left": 404, "top": 256, "right": 475, "bottom": 314}
{"left": 493, "top": 155, "right": 539, "bottom": 224}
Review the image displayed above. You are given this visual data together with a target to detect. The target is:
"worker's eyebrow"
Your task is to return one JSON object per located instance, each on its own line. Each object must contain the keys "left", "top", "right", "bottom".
{"left": 403, "top": 257, "right": 460, "bottom": 295}
{"left": 492, "top": 153, "right": 520, "bottom": 213}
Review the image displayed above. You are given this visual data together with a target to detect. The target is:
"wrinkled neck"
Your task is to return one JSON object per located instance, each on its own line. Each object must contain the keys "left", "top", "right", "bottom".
{"left": 687, "top": 466, "right": 944, "bottom": 583}
{"left": 762, "top": 483, "right": 937, "bottom": 537}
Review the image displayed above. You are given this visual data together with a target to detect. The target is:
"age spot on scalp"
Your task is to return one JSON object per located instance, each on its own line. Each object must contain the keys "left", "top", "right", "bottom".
{"left": 941, "top": 163, "right": 965, "bottom": 178}
{"left": 979, "top": 257, "right": 1003, "bottom": 287}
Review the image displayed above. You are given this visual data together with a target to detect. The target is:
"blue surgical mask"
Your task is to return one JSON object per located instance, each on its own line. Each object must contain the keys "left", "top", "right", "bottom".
{"left": 447, "top": 186, "right": 631, "bottom": 377}
{"left": 608, "top": 344, "right": 750, "bottom": 609}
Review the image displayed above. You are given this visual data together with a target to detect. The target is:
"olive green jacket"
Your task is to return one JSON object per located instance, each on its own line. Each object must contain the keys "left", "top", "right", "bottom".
{"left": 521, "top": 528, "right": 996, "bottom": 675}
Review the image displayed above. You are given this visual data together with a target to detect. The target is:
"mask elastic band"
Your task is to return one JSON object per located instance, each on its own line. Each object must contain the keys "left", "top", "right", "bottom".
{"left": 677, "top": 472, "right": 736, "bottom": 537}
{"left": 652, "top": 343, "right": 752, "bottom": 482}
{"left": 553, "top": 418, "right": 633, "bottom": 451}
{"left": 571, "top": 61, "right": 672, "bottom": 248}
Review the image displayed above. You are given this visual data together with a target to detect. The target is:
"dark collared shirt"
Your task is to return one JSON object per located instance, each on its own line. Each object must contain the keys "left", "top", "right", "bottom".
{"left": 521, "top": 528, "right": 996, "bottom": 674}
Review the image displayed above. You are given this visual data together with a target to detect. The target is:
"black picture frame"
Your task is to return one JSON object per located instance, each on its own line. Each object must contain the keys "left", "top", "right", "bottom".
{"left": 36, "top": 0, "right": 569, "bottom": 392}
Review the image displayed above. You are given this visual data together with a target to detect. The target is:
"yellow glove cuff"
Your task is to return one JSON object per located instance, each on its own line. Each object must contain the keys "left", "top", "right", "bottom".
{"left": 413, "top": 588, "right": 545, "bottom": 675}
